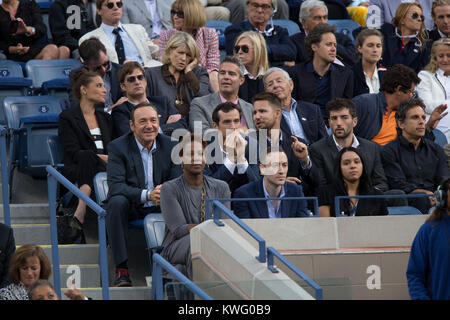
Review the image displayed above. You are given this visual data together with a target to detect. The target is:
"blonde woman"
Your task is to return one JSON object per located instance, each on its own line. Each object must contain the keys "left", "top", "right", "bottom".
{"left": 158, "top": 0, "right": 220, "bottom": 92}
{"left": 145, "top": 31, "right": 212, "bottom": 120}
{"left": 380, "top": 2, "right": 431, "bottom": 73}
{"left": 233, "top": 31, "right": 269, "bottom": 102}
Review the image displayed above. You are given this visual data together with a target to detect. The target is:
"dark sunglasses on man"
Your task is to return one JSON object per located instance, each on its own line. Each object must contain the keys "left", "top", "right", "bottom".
{"left": 234, "top": 45, "right": 250, "bottom": 54}
{"left": 126, "top": 74, "right": 145, "bottom": 83}
{"left": 171, "top": 10, "right": 184, "bottom": 18}
{"left": 106, "top": 1, "right": 123, "bottom": 9}
{"left": 95, "top": 60, "right": 110, "bottom": 72}
{"left": 411, "top": 12, "right": 425, "bottom": 21}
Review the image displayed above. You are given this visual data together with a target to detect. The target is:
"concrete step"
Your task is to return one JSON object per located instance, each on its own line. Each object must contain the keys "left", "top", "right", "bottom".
{"left": 40, "top": 244, "right": 100, "bottom": 265}
{"left": 12, "top": 224, "right": 51, "bottom": 245}
{"left": 61, "top": 286, "right": 151, "bottom": 300}
{"left": 58, "top": 264, "right": 101, "bottom": 288}
{"left": 0, "top": 203, "right": 49, "bottom": 224}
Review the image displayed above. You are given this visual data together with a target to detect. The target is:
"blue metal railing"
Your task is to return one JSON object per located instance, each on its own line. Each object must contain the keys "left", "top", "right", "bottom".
{"left": 0, "top": 126, "right": 10, "bottom": 226}
{"left": 152, "top": 253, "right": 212, "bottom": 300}
{"left": 334, "top": 193, "right": 434, "bottom": 217}
{"left": 267, "top": 246, "right": 323, "bottom": 300}
{"left": 46, "top": 165, "right": 109, "bottom": 300}
{"left": 206, "top": 198, "right": 323, "bottom": 300}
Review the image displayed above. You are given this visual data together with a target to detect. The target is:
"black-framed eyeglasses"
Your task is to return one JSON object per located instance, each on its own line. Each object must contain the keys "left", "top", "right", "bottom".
{"left": 94, "top": 60, "right": 110, "bottom": 72}
{"left": 126, "top": 74, "right": 145, "bottom": 83}
{"left": 234, "top": 45, "right": 250, "bottom": 54}
{"left": 171, "top": 10, "right": 184, "bottom": 18}
{"left": 105, "top": 1, "right": 123, "bottom": 9}
{"left": 249, "top": 2, "right": 272, "bottom": 11}
{"left": 411, "top": 12, "right": 425, "bottom": 21}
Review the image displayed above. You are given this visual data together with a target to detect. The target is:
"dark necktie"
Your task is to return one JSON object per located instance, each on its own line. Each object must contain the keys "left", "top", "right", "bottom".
{"left": 112, "top": 27, "right": 125, "bottom": 64}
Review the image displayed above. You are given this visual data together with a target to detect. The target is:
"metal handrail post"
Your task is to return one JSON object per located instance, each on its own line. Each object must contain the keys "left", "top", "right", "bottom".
{"left": 0, "top": 127, "right": 10, "bottom": 226}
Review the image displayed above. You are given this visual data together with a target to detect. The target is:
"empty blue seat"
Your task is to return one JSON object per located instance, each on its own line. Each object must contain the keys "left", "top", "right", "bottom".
{"left": 388, "top": 206, "right": 423, "bottom": 215}
{"left": 328, "top": 19, "right": 360, "bottom": 43}
{"left": 273, "top": 19, "right": 301, "bottom": 36}
{"left": 433, "top": 128, "right": 447, "bottom": 147}
{"left": 144, "top": 213, "right": 166, "bottom": 271}
{"left": 206, "top": 20, "right": 232, "bottom": 49}
{"left": 47, "top": 134, "right": 64, "bottom": 168}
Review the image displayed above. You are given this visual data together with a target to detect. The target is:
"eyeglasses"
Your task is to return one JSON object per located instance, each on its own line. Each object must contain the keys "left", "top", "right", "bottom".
{"left": 105, "top": 1, "right": 123, "bottom": 9}
{"left": 171, "top": 10, "right": 184, "bottom": 18}
{"left": 94, "top": 60, "right": 110, "bottom": 72}
{"left": 234, "top": 45, "right": 250, "bottom": 54}
{"left": 249, "top": 2, "right": 272, "bottom": 11}
{"left": 126, "top": 74, "right": 145, "bottom": 83}
{"left": 411, "top": 12, "right": 425, "bottom": 21}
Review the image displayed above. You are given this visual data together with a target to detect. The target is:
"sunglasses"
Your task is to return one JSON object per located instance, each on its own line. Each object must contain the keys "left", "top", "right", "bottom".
{"left": 94, "top": 60, "right": 110, "bottom": 72}
{"left": 171, "top": 10, "right": 184, "bottom": 18}
{"left": 105, "top": 1, "right": 123, "bottom": 9}
{"left": 126, "top": 74, "right": 145, "bottom": 83}
{"left": 234, "top": 45, "right": 250, "bottom": 54}
{"left": 411, "top": 12, "right": 425, "bottom": 21}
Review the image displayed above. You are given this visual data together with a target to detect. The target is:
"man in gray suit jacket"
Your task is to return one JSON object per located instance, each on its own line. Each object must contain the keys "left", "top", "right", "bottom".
{"left": 189, "top": 56, "right": 255, "bottom": 135}
{"left": 121, "top": 0, "right": 174, "bottom": 40}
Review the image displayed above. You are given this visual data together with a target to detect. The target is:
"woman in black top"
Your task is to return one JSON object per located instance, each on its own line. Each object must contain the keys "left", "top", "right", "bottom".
{"left": 58, "top": 68, "right": 113, "bottom": 229}
{"left": 318, "top": 147, "right": 388, "bottom": 217}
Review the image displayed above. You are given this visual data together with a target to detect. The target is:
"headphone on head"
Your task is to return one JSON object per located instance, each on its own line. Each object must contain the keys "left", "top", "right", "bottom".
{"left": 434, "top": 177, "right": 450, "bottom": 209}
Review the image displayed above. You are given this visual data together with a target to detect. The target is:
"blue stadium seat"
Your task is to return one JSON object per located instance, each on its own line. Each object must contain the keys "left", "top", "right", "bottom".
{"left": 205, "top": 20, "right": 232, "bottom": 50}
{"left": 144, "top": 213, "right": 166, "bottom": 270}
{"left": 433, "top": 128, "right": 447, "bottom": 147}
{"left": 387, "top": 206, "right": 423, "bottom": 215}
{"left": 328, "top": 19, "right": 360, "bottom": 43}
{"left": 0, "top": 60, "right": 32, "bottom": 125}
{"left": 93, "top": 172, "right": 145, "bottom": 229}
{"left": 3, "top": 96, "right": 64, "bottom": 197}
{"left": 25, "top": 59, "right": 82, "bottom": 97}
{"left": 47, "top": 134, "right": 64, "bottom": 168}
{"left": 272, "top": 19, "right": 301, "bottom": 36}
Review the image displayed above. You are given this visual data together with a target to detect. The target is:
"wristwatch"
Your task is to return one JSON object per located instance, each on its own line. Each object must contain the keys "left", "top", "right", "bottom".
{"left": 146, "top": 189, "right": 151, "bottom": 202}
{"left": 26, "top": 26, "right": 35, "bottom": 36}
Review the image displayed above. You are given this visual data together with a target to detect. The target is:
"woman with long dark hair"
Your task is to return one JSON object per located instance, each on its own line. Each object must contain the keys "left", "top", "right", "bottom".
{"left": 318, "top": 147, "right": 388, "bottom": 217}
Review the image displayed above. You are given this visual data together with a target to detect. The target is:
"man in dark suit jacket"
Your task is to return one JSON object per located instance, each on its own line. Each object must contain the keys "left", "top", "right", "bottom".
{"left": 263, "top": 67, "right": 327, "bottom": 145}
{"left": 0, "top": 223, "right": 15, "bottom": 288}
{"left": 105, "top": 103, "right": 182, "bottom": 287}
{"left": 112, "top": 61, "right": 186, "bottom": 138}
{"left": 292, "top": 1, "right": 357, "bottom": 66}
{"left": 429, "top": 1, "right": 450, "bottom": 41}
{"left": 286, "top": 24, "right": 354, "bottom": 120}
{"left": 233, "top": 148, "right": 310, "bottom": 218}
{"left": 69, "top": 37, "right": 122, "bottom": 110}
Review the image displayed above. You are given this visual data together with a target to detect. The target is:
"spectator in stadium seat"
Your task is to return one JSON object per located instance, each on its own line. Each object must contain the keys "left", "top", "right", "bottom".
{"left": 49, "top": 0, "right": 97, "bottom": 59}
{"left": 112, "top": 61, "right": 186, "bottom": 138}
{"left": 406, "top": 176, "right": 450, "bottom": 300}
{"left": 28, "top": 279, "right": 89, "bottom": 300}
{"left": 59, "top": 68, "right": 113, "bottom": 231}
{"left": 224, "top": 0, "right": 297, "bottom": 68}
{"left": 146, "top": 31, "right": 212, "bottom": 122}
{"left": 121, "top": 0, "right": 174, "bottom": 41}
{"left": 290, "top": 0, "right": 358, "bottom": 66}
{"left": 233, "top": 31, "right": 268, "bottom": 103}
{"left": 263, "top": 67, "right": 327, "bottom": 145}
{"left": 0, "top": 244, "right": 51, "bottom": 300}
{"left": 286, "top": 23, "right": 354, "bottom": 120}
{"left": 429, "top": 0, "right": 450, "bottom": 41}
{"left": 218, "top": 0, "right": 290, "bottom": 25}
{"left": 189, "top": 56, "right": 254, "bottom": 134}
{"left": 380, "top": 98, "right": 450, "bottom": 214}
{"left": 105, "top": 103, "right": 182, "bottom": 287}
{"left": 352, "top": 64, "right": 445, "bottom": 146}
{"left": 0, "top": 0, "right": 70, "bottom": 62}
{"left": 318, "top": 146, "right": 388, "bottom": 217}
{"left": 352, "top": 28, "right": 386, "bottom": 97}
{"left": 202, "top": 0, "right": 231, "bottom": 22}
{"left": 158, "top": 0, "right": 220, "bottom": 92}
{"left": 0, "top": 223, "right": 15, "bottom": 289}
{"left": 78, "top": 0, "right": 161, "bottom": 68}
{"left": 233, "top": 148, "right": 310, "bottom": 218}
{"left": 70, "top": 37, "right": 123, "bottom": 110}
{"left": 378, "top": 2, "right": 431, "bottom": 74}
{"left": 160, "top": 133, "right": 230, "bottom": 279}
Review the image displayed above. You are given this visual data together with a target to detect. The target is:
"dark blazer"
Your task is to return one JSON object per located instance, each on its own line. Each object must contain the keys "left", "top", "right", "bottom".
{"left": 290, "top": 31, "right": 358, "bottom": 66}
{"left": 111, "top": 96, "right": 188, "bottom": 138}
{"left": 0, "top": 223, "right": 15, "bottom": 289}
{"left": 279, "top": 99, "right": 328, "bottom": 145}
{"left": 428, "top": 29, "right": 442, "bottom": 42}
{"left": 58, "top": 106, "right": 113, "bottom": 182}
{"left": 238, "top": 75, "right": 265, "bottom": 103}
{"left": 352, "top": 60, "right": 386, "bottom": 97}
{"left": 233, "top": 177, "right": 310, "bottom": 218}
{"left": 286, "top": 61, "right": 354, "bottom": 111}
{"left": 225, "top": 20, "right": 297, "bottom": 67}
{"left": 106, "top": 132, "right": 182, "bottom": 206}
{"left": 380, "top": 23, "right": 431, "bottom": 74}
{"left": 68, "top": 63, "right": 122, "bottom": 109}
{"left": 309, "top": 134, "right": 389, "bottom": 192}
